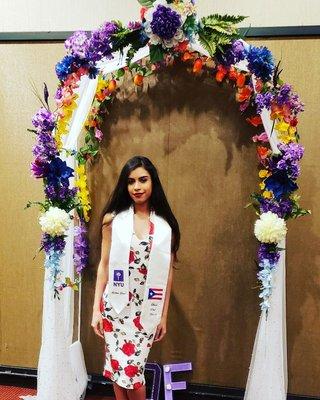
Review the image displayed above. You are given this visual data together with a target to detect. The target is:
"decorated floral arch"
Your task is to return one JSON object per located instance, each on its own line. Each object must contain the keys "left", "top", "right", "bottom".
{"left": 26, "top": 1, "right": 311, "bottom": 399}
{"left": 28, "top": 0, "right": 309, "bottom": 311}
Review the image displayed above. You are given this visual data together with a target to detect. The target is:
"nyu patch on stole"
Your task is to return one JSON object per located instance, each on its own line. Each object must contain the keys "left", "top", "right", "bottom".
{"left": 113, "top": 269, "right": 124, "bottom": 287}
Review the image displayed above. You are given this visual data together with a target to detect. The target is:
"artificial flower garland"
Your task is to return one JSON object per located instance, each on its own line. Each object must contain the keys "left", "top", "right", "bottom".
{"left": 28, "top": 0, "right": 310, "bottom": 309}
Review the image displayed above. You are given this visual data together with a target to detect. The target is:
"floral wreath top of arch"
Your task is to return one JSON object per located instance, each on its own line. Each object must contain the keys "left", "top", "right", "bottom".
{"left": 27, "top": 0, "right": 310, "bottom": 310}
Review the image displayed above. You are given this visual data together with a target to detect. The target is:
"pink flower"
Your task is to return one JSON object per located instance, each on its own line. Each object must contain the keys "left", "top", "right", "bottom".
{"left": 94, "top": 128, "right": 103, "bottom": 142}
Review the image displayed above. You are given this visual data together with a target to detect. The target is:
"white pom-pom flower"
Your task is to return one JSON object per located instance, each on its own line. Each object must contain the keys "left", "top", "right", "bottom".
{"left": 254, "top": 211, "right": 287, "bottom": 243}
{"left": 39, "top": 206, "right": 71, "bottom": 236}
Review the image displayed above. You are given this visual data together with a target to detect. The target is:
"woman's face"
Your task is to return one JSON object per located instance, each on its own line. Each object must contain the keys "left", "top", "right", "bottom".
{"left": 127, "top": 167, "right": 152, "bottom": 206}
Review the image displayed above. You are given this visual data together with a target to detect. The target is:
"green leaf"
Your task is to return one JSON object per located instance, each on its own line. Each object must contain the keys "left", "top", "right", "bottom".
{"left": 149, "top": 44, "right": 165, "bottom": 63}
{"left": 137, "top": 0, "right": 155, "bottom": 7}
{"left": 198, "top": 32, "right": 216, "bottom": 56}
{"left": 115, "top": 68, "right": 125, "bottom": 79}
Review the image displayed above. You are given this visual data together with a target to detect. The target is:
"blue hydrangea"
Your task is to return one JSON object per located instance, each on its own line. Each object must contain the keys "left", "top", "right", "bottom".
{"left": 247, "top": 45, "right": 275, "bottom": 82}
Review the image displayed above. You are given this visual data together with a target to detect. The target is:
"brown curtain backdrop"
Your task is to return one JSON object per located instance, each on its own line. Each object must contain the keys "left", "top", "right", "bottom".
{"left": 0, "top": 37, "right": 319, "bottom": 396}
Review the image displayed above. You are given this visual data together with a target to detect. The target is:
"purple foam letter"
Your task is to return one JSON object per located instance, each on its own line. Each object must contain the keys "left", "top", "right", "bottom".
{"left": 163, "top": 362, "right": 192, "bottom": 400}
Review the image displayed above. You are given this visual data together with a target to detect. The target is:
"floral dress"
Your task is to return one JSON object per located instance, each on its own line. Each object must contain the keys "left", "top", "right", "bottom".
{"left": 100, "top": 220, "right": 156, "bottom": 390}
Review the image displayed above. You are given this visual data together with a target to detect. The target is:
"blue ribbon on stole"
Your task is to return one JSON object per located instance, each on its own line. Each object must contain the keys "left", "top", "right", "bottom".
{"left": 107, "top": 204, "right": 172, "bottom": 332}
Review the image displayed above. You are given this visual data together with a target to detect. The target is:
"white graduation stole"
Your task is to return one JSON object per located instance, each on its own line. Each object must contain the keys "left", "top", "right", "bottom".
{"left": 108, "top": 204, "right": 172, "bottom": 332}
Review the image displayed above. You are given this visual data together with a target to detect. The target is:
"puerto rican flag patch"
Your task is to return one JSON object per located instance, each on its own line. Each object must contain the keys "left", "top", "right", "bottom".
{"left": 148, "top": 288, "right": 163, "bottom": 300}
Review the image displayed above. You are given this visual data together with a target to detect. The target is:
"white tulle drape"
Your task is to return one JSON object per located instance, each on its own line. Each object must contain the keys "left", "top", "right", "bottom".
{"left": 22, "top": 39, "right": 287, "bottom": 400}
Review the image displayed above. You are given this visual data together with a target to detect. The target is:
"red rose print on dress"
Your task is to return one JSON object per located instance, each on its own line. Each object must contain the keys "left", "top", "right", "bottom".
{"left": 111, "top": 358, "right": 120, "bottom": 371}
{"left": 103, "top": 318, "right": 113, "bottom": 332}
{"left": 149, "top": 221, "right": 154, "bottom": 235}
{"left": 138, "top": 264, "right": 147, "bottom": 275}
{"left": 129, "top": 291, "right": 133, "bottom": 301}
{"left": 133, "top": 315, "right": 143, "bottom": 331}
{"left": 103, "top": 369, "right": 113, "bottom": 379}
{"left": 133, "top": 381, "right": 143, "bottom": 390}
{"left": 99, "top": 298, "right": 104, "bottom": 313}
{"left": 121, "top": 340, "right": 136, "bottom": 356}
{"left": 124, "top": 364, "right": 139, "bottom": 378}
{"left": 129, "top": 249, "right": 135, "bottom": 264}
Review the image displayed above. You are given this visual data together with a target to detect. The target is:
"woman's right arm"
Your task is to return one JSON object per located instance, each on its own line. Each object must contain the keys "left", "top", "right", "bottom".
{"left": 91, "top": 213, "right": 114, "bottom": 339}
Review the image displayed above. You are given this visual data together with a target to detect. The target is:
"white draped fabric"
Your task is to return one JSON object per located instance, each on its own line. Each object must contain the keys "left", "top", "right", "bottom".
{"left": 22, "top": 39, "right": 287, "bottom": 400}
{"left": 244, "top": 238, "right": 288, "bottom": 400}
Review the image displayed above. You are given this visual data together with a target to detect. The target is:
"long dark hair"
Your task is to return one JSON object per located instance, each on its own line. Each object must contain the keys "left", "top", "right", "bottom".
{"left": 101, "top": 156, "right": 180, "bottom": 262}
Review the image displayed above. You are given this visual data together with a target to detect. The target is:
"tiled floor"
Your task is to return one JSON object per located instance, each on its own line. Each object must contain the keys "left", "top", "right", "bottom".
{"left": 0, "top": 386, "right": 114, "bottom": 400}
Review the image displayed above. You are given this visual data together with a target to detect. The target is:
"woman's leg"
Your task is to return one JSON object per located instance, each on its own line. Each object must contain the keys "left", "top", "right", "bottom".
{"left": 113, "top": 382, "right": 129, "bottom": 400}
{"left": 126, "top": 384, "right": 146, "bottom": 400}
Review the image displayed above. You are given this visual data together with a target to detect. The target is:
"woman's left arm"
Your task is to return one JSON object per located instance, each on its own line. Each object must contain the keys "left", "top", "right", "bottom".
{"left": 153, "top": 253, "right": 174, "bottom": 342}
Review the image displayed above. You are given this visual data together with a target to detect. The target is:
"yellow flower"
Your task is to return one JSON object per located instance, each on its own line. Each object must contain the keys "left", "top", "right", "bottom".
{"left": 262, "top": 190, "right": 273, "bottom": 199}
{"left": 258, "top": 169, "right": 269, "bottom": 178}
{"left": 259, "top": 182, "right": 265, "bottom": 190}
{"left": 275, "top": 119, "right": 289, "bottom": 133}
{"left": 96, "top": 77, "right": 109, "bottom": 92}
{"left": 75, "top": 163, "right": 91, "bottom": 222}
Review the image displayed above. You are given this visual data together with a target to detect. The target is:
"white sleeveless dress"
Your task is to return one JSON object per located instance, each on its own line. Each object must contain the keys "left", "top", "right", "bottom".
{"left": 100, "top": 220, "right": 157, "bottom": 390}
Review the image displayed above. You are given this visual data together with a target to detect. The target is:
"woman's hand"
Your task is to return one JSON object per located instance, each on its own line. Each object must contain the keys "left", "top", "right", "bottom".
{"left": 153, "top": 316, "right": 167, "bottom": 342}
{"left": 91, "top": 310, "right": 104, "bottom": 339}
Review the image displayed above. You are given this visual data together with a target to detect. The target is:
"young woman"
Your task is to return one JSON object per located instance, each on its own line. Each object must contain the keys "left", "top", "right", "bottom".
{"left": 91, "top": 155, "right": 180, "bottom": 400}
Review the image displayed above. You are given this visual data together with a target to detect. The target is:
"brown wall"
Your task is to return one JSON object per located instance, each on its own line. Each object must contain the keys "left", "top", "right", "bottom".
{"left": 0, "top": 37, "right": 319, "bottom": 396}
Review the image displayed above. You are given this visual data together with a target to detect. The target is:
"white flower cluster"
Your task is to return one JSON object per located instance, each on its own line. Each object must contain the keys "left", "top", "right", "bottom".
{"left": 254, "top": 211, "right": 287, "bottom": 243}
{"left": 39, "top": 206, "right": 71, "bottom": 236}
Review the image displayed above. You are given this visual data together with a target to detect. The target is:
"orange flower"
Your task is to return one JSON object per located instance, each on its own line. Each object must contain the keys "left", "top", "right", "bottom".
{"left": 182, "top": 51, "right": 192, "bottom": 62}
{"left": 246, "top": 115, "right": 262, "bottom": 127}
{"left": 193, "top": 58, "right": 203, "bottom": 73}
{"left": 96, "top": 90, "right": 108, "bottom": 102}
{"left": 228, "top": 67, "right": 238, "bottom": 81}
{"left": 236, "top": 73, "right": 246, "bottom": 88}
{"left": 140, "top": 7, "right": 148, "bottom": 20}
{"left": 270, "top": 103, "right": 291, "bottom": 120}
{"left": 257, "top": 146, "right": 270, "bottom": 159}
{"left": 133, "top": 74, "right": 144, "bottom": 86}
{"left": 174, "top": 40, "right": 188, "bottom": 53}
{"left": 236, "top": 86, "right": 252, "bottom": 102}
{"left": 108, "top": 79, "right": 117, "bottom": 92}
{"left": 215, "top": 65, "right": 228, "bottom": 82}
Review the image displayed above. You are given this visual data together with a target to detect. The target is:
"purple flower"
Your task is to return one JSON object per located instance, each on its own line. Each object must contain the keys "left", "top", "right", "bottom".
{"left": 258, "top": 243, "right": 280, "bottom": 265}
{"left": 273, "top": 143, "right": 304, "bottom": 180}
{"left": 255, "top": 92, "right": 274, "bottom": 113}
{"left": 216, "top": 39, "right": 246, "bottom": 66}
{"left": 73, "top": 223, "right": 89, "bottom": 274}
{"left": 32, "top": 132, "right": 58, "bottom": 162}
{"left": 259, "top": 198, "right": 293, "bottom": 218}
{"left": 86, "top": 21, "right": 118, "bottom": 62}
{"left": 32, "top": 107, "right": 56, "bottom": 133}
{"left": 44, "top": 182, "right": 78, "bottom": 202}
{"left": 128, "top": 21, "right": 142, "bottom": 30}
{"left": 65, "top": 30, "right": 89, "bottom": 59}
{"left": 30, "top": 157, "right": 48, "bottom": 178}
{"left": 275, "top": 84, "right": 305, "bottom": 116}
{"left": 42, "top": 233, "right": 66, "bottom": 253}
{"left": 278, "top": 142, "right": 304, "bottom": 161}
{"left": 247, "top": 45, "right": 275, "bottom": 82}
{"left": 276, "top": 83, "right": 292, "bottom": 105}
{"left": 150, "top": 5, "right": 181, "bottom": 40}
